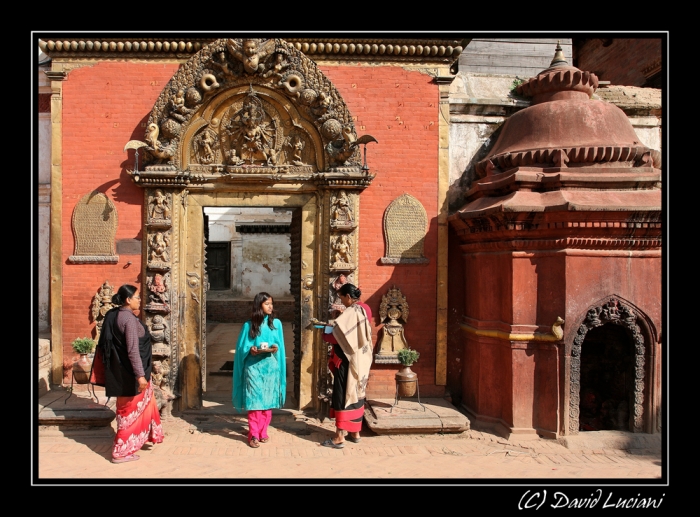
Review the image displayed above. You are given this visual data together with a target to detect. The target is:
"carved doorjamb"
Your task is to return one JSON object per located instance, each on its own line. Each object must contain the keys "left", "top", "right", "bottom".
{"left": 567, "top": 297, "right": 650, "bottom": 435}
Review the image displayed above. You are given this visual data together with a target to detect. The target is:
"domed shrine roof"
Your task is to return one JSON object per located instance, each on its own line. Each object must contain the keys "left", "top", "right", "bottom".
{"left": 475, "top": 42, "right": 660, "bottom": 178}
{"left": 450, "top": 43, "right": 661, "bottom": 221}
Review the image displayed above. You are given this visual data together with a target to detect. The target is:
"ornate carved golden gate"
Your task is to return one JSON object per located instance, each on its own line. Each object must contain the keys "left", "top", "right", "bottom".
{"left": 125, "top": 38, "right": 374, "bottom": 413}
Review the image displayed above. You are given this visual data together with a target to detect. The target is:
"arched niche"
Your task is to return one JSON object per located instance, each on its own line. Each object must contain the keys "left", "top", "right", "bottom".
{"left": 566, "top": 296, "right": 659, "bottom": 435}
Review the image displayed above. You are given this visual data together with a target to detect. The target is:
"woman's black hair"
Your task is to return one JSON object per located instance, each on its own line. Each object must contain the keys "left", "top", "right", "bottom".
{"left": 112, "top": 284, "right": 138, "bottom": 306}
{"left": 249, "top": 292, "right": 277, "bottom": 339}
{"left": 338, "top": 282, "right": 361, "bottom": 300}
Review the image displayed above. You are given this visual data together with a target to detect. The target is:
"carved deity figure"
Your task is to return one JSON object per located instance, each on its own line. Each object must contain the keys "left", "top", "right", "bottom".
{"left": 149, "top": 231, "right": 170, "bottom": 263}
{"left": 147, "top": 273, "right": 169, "bottom": 306}
{"left": 286, "top": 133, "right": 306, "bottom": 166}
{"left": 169, "top": 89, "right": 192, "bottom": 122}
{"left": 332, "top": 234, "right": 352, "bottom": 267}
{"left": 194, "top": 119, "right": 221, "bottom": 164}
{"left": 91, "top": 280, "right": 115, "bottom": 341}
{"left": 331, "top": 190, "right": 353, "bottom": 226}
{"left": 226, "top": 96, "right": 277, "bottom": 165}
{"left": 263, "top": 52, "right": 289, "bottom": 81}
{"left": 150, "top": 314, "right": 169, "bottom": 345}
{"left": 149, "top": 189, "right": 171, "bottom": 221}
{"left": 376, "top": 285, "right": 410, "bottom": 361}
{"left": 227, "top": 38, "right": 276, "bottom": 75}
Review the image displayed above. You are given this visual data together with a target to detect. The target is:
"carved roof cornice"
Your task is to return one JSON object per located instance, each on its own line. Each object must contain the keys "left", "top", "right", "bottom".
{"left": 38, "top": 37, "right": 465, "bottom": 64}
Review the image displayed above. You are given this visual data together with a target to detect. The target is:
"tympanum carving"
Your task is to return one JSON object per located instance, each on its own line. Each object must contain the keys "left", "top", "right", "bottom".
{"left": 124, "top": 38, "right": 373, "bottom": 186}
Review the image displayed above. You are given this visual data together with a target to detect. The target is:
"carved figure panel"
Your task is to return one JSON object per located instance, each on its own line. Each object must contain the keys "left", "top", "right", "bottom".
{"left": 147, "top": 189, "right": 172, "bottom": 227}
{"left": 330, "top": 190, "right": 355, "bottom": 229}
{"left": 148, "top": 230, "right": 172, "bottom": 269}
{"left": 375, "top": 285, "right": 410, "bottom": 364}
{"left": 145, "top": 272, "right": 171, "bottom": 313}
{"left": 381, "top": 193, "right": 429, "bottom": 264}
{"left": 330, "top": 234, "right": 354, "bottom": 271}
{"left": 69, "top": 191, "right": 118, "bottom": 263}
{"left": 149, "top": 314, "right": 171, "bottom": 357}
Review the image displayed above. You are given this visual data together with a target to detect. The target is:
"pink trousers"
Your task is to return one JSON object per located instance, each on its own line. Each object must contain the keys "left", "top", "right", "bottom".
{"left": 247, "top": 409, "right": 272, "bottom": 441}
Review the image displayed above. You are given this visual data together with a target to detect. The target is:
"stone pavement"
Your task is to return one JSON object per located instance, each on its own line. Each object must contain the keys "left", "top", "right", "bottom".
{"left": 35, "top": 389, "right": 664, "bottom": 483}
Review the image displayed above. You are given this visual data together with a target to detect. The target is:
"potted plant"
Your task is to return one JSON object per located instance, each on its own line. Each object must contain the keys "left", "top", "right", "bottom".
{"left": 395, "top": 347, "right": 420, "bottom": 398}
{"left": 71, "top": 336, "right": 96, "bottom": 384}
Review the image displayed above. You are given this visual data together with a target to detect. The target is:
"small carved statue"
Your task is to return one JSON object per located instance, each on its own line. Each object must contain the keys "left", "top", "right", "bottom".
{"left": 331, "top": 190, "right": 354, "bottom": 226}
{"left": 375, "top": 285, "right": 410, "bottom": 363}
{"left": 149, "top": 189, "right": 171, "bottom": 221}
{"left": 194, "top": 119, "right": 221, "bottom": 164}
{"left": 263, "top": 52, "right": 289, "bottom": 80}
{"left": 332, "top": 234, "right": 352, "bottom": 267}
{"left": 226, "top": 95, "right": 277, "bottom": 165}
{"left": 91, "top": 280, "right": 115, "bottom": 341}
{"left": 149, "top": 231, "right": 170, "bottom": 263}
{"left": 227, "top": 38, "right": 276, "bottom": 75}
{"left": 286, "top": 133, "right": 306, "bottom": 166}
{"left": 169, "top": 89, "right": 193, "bottom": 122}
{"left": 147, "top": 273, "right": 169, "bottom": 307}
{"left": 150, "top": 314, "right": 169, "bottom": 345}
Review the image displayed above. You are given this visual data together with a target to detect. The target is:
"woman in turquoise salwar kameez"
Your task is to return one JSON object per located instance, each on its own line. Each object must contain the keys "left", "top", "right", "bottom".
{"left": 232, "top": 292, "right": 286, "bottom": 448}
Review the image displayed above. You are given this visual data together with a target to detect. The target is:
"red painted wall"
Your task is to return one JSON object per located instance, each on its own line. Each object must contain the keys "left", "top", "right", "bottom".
{"left": 320, "top": 66, "right": 441, "bottom": 397}
{"left": 59, "top": 61, "right": 441, "bottom": 394}
{"left": 60, "top": 62, "right": 179, "bottom": 380}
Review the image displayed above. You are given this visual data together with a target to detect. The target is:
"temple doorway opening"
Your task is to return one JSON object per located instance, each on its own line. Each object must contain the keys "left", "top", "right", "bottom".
{"left": 578, "top": 323, "right": 633, "bottom": 432}
{"left": 202, "top": 206, "right": 300, "bottom": 410}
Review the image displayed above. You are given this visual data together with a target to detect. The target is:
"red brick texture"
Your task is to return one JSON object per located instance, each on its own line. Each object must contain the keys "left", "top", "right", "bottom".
{"left": 59, "top": 62, "right": 441, "bottom": 394}
{"left": 575, "top": 38, "right": 662, "bottom": 87}
{"left": 321, "top": 66, "right": 440, "bottom": 398}
{"left": 60, "top": 62, "right": 179, "bottom": 381}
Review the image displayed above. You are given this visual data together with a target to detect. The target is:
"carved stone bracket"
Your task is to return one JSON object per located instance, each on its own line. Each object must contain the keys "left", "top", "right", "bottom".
{"left": 568, "top": 298, "right": 646, "bottom": 435}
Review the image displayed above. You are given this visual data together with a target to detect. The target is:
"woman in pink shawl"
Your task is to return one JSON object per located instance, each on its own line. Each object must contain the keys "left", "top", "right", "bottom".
{"left": 321, "top": 283, "right": 373, "bottom": 448}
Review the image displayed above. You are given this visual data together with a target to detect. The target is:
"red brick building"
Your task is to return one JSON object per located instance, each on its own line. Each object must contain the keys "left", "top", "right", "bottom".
{"left": 35, "top": 34, "right": 664, "bottom": 440}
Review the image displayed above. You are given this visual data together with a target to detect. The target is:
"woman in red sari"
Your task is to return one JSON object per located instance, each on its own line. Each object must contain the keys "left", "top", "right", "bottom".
{"left": 94, "top": 284, "right": 164, "bottom": 463}
{"left": 321, "top": 283, "right": 373, "bottom": 448}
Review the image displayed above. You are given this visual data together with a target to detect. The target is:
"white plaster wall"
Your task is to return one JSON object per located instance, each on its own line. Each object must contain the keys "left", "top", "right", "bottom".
{"left": 240, "top": 234, "right": 291, "bottom": 299}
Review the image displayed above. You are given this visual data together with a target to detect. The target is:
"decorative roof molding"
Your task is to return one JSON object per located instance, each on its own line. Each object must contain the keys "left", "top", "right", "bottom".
{"left": 38, "top": 38, "right": 464, "bottom": 64}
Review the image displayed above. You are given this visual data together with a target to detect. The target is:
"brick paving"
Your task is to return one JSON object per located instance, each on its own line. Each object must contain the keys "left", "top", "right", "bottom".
{"left": 35, "top": 410, "right": 664, "bottom": 482}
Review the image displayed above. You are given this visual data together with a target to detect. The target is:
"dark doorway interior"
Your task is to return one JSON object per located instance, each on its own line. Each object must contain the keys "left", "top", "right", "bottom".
{"left": 206, "top": 242, "right": 231, "bottom": 290}
{"left": 578, "top": 323, "right": 632, "bottom": 432}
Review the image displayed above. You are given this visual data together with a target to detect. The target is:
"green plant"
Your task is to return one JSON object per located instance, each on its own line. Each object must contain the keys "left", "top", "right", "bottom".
{"left": 397, "top": 347, "right": 420, "bottom": 366}
{"left": 510, "top": 77, "right": 525, "bottom": 93}
{"left": 71, "top": 336, "right": 96, "bottom": 354}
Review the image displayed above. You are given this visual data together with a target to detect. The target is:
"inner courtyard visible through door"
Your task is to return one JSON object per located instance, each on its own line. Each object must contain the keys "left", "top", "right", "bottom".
{"left": 203, "top": 207, "right": 297, "bottom": 409}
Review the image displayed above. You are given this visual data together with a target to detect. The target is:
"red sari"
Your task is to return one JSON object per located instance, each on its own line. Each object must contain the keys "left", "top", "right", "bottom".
{"left": 112, "top": 381, "right": 164, "bottom": 459}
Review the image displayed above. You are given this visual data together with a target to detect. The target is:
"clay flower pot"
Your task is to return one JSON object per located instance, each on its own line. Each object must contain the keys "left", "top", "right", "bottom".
{"left": 395, "top": 364, "right": 417, "bottom": 398}
{"left": 71, "top": 337, "right": 96, "bottom": 384}
{"left": 72, "top": 353, "right": 92, "bottom": 384}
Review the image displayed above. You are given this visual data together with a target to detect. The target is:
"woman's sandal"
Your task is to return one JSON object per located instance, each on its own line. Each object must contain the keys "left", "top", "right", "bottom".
{"left": 321, "top": 438, "right": 345, "bottom": 449}
{"left": 249, "top": 438, "right": 260, "bottom": 448}
{"left": 112, "top": 454, "right": 140, "bottom": 464}
{"left": 346, "top": 435, "right": 361, "bottom": 443}
{"left": 260, "top": 437, "right": 269, "bottom": 443}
